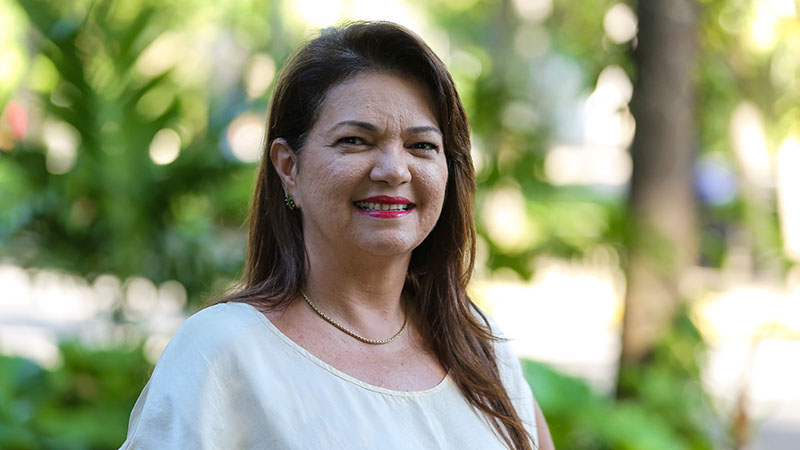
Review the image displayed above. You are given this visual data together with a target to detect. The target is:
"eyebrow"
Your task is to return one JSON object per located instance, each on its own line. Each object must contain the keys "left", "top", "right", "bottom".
{"left": 329, "top": 121, "right": 379, "bottom": 133}
{"left": 406, "top": 125, "right": 443, "bottom": 136}
{"left": 328, "top": 121, "right": 442, "bottom": 136}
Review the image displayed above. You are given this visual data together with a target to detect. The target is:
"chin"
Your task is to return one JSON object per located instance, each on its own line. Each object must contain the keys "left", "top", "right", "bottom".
{"left": 355, "top": 233, "right": 423, "bottom": 258}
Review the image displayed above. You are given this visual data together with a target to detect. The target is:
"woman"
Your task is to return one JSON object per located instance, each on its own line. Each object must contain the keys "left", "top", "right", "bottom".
{"left": 122, "top": 21, "right": 554, "bottom": 450}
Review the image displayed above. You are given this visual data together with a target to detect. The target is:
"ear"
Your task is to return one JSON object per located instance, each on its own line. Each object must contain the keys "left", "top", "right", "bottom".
{"left": 269, "top": 138, "right": 300, "bottom": 201}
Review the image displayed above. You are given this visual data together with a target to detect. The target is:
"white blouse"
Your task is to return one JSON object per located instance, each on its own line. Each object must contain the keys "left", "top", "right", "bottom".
{"left": 121, "top": 302, "right": 538, "bottom": 449}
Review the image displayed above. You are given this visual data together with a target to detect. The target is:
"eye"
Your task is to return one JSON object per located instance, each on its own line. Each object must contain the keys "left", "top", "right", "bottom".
{"left": 410, "top": 141, "right": 440, "bottom": 152}
{"left": 337, "top": 136, "right": 367, "bottom": 146}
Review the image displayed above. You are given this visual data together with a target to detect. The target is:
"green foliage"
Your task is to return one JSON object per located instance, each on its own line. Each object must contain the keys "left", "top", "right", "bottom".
{"left": 524, "top": 311, "right": 718, "bottom": 449}
{"left": 615, "top": 308, "right": 718, "bottom": 450}
{"left": 524, "top": 359, "right": 687, "bottom": 450}
{"left": 0, "top": 342, "right": 151, "bottom": 450}
{"left": 1, "top": 0, "right": 264, "bottom": 300}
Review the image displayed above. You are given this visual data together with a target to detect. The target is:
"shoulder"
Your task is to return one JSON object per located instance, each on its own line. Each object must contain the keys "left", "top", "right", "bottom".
{"left": 172, "top": 302, "right": 262, "bottom": 344}
{"left": 468, "top": 304, "right": 515, "bottom": 364}
{"left": 470, "top": 303, "right": 540, "bottom": 442}
{"left": 467, "top": 304, "right": 520, "bottom": 381}
{"left": 120, "top": 302, "right": 268, "bottom": 448}
{"left": 155, "top": 302, "right": 264, "bottom": 369}
{"left": 182, "top": 301, "right": 262, "bottom": 331}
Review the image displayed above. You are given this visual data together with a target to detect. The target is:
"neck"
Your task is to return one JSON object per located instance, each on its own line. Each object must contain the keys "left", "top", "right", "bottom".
{"left": 302, "top": 237, "right": 410, "bottom": 332}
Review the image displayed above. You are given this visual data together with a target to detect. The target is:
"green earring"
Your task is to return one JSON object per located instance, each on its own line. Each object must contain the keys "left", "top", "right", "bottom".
{"left": 284, "top": 194, "right": 297, "bottom": 210}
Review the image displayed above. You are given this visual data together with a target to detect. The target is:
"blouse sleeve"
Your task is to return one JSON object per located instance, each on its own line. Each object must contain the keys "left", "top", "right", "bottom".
{"left": 119, "top": 305, "right": 257, "bottom": 450}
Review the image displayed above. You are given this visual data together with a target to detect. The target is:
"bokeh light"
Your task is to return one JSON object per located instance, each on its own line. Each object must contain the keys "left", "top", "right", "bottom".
{"left": 777, "top": 136, "right": 800, "bottom": 261}
{"left": 291, "top": 0, "right": 343, "bottom": 27}
{"left": 511, "top": 0, "right": 553, "bottom": 23}
{"left": 603, "top": 3, "right": 638, "bottom": 44}
{"left": 136, "top": 31, "right": 183, "bottom": 78}
{"left": 481, "top": 185, "right": 536, "bottom": 252}
{"left": 43, "top": 120, "right": 80, "bottom": 174}
{"left": 544, "top": 65, "right": 634, "bottom": 187}
{"left": 245, "top": 53, "right": 277, "bottom": 100}
{"left": 513, "top": 23, "right": 550, "bottom": 59}
{"left": 731, "top": 102, "right": 772, "bottom": 188}
{"left": 746, "top": 0, "right": 796, "bottom": 52}
{"left": 227, "top": 112, "right": 264, "bottom": 163}
{"left": 149, "top": 128, "right": 181, "bottom": 165}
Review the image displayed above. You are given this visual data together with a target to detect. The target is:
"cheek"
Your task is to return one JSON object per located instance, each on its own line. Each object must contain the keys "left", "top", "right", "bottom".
{"left": 300, "top": 157, "right": 363, "bottom": 198}
{"left": 418, "top": 161, "right": 449, "bottom": 209}
{"left": 434, "top": 159, "right": 449, "bottom": 199}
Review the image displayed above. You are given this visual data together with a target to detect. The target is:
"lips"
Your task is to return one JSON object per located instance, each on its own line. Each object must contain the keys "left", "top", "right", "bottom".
{"left": 354, "top": 196, "right": 415, "bottom": 218}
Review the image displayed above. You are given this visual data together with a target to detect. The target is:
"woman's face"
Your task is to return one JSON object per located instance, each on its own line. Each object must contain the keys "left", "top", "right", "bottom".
{"left": 286, "top": 71, "right": 448, "bottom": 260}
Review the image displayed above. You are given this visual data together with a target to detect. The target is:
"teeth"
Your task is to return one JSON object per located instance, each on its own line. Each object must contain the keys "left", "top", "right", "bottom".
{"left": 355, "top": 202, "right": 410, "bottom": 211}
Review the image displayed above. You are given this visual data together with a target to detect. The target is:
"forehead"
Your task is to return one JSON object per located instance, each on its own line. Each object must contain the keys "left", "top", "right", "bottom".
{"left": 314, "top": 72, "right": 439, "bottom": 130}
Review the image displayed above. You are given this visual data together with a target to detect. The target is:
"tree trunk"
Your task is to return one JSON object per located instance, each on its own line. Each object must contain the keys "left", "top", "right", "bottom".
{"left": 618, "top": 0, "right": 699, "bottom": 391}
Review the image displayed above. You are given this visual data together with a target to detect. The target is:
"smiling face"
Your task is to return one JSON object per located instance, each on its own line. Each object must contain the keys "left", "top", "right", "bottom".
{"left": 272, "top": 72, "right": 448, "bottom": 261}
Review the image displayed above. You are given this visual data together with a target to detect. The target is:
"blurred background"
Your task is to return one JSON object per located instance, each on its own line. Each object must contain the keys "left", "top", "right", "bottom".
{"left": 1, "top": 0, "right": 799, "bottom": 448}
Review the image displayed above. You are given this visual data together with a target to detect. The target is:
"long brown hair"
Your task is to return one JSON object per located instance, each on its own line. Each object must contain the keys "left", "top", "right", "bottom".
{"left": 224, "top": 21, "right": 534, "bottom": 450}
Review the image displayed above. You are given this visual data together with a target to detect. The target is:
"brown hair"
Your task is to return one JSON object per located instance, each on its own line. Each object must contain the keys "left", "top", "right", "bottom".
{"left": 224, "top": 21, "right": 534, "bottom": 450}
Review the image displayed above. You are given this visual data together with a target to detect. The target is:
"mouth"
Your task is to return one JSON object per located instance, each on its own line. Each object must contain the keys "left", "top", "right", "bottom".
{"left": 353, "top": 196, "right": 415, "bottom": 218}
{"left": 354, "top": 201, "right": 413, "bottom": 212}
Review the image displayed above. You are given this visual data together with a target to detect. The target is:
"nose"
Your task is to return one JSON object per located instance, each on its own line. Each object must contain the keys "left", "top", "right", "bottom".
{"left": 370, "top": 145, "right": 411, "bottom": 186}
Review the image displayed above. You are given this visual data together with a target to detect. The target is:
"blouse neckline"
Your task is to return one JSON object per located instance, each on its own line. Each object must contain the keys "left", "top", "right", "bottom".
{"left": 237, "top": 302, "right": 453, "bottom": 398}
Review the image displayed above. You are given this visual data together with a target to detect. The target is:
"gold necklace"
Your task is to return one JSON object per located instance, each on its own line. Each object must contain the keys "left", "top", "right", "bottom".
{"left": 302, "top": 292, "right": 408, "bottom": 345}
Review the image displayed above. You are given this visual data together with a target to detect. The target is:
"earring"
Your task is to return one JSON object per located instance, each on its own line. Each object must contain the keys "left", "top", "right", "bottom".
{"left": 284, "top": 194, "right": 297, "bottom": 210}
